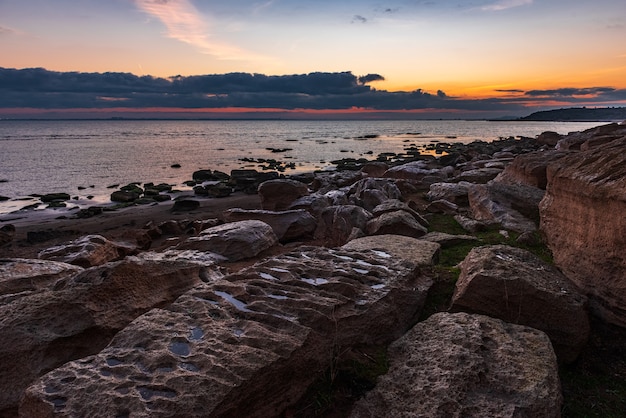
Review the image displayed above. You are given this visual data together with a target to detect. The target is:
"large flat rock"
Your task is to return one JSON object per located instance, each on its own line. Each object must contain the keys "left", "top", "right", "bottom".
{"left": 20, "top": 246, "right": 432, "bottom": 417}
{"left": 0, "top": 257, "right": 207, "bottom": 413}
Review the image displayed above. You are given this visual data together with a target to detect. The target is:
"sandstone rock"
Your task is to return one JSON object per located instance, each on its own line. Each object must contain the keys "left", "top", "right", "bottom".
{"left": 20, "top": 246, "right": 433, "bottom": 418}
{"left": 350, "top": 312, "right": 562, "bottom": 418}
{"left": 454, "top": 214, "right": 488, "bottom": 233}
{"left": 223, "top": 208, "right": 316, "bottom": 242}
{"left": 37, "top": 234, "right": 137, "bottom": 268}
{"left": 426, "top": 181, "right": 472, "bottom": 205}
{"left": 40, "top": 193, "right": 70, "bottom": 203}
{"left": 315, "top": 205, "right": 372, "bottom": 246}
{"left": 494, "top": 150, "right": 570, "bottom": 189}
{"left": 0, "top": 224, "right": 15, "bottom": 246}
{"left": 342, "top": 234, "right": 440, "bottom": 267}
{"left": 311, "top": 170, "right": 364, "bottom": 194}
{"left": 455, "top": 167, "right": 503, "bottom": 183}
{"left": 425, "top": 199, "right": 459, "bottom": 214}
{"left": 0, "top": 257, "right": 207, "bottom": 412}
{"left": 348, "top": 178, "right": 403, "bottom": 212}
{"left": 360, "top": 161, "right": 389, "bottom": 177}
{"left": 258, "top": 179, "right": 309, "bottom": 211}
{"left": 366, "top": 210, "right": 428, "bottom": 238}
{"left": 556, "top": 123, "right": 626, "bottom": 151}
{"left": 420, "top": 231, "right": 479, "bottom": 248}
{"left": 371, "top": 199, "right": 429, "bottom": 228}
{"left": 536, "top": 131, "right": 563, "bottom": 147}
{"left": 383, "top": 161, "right": 449, "bottom": 184}
{"left": 468, "top": 181, "right": 544, "bottom": 233}
{"left": 171, "top": 199, "right": 200, "bottom": 212}
{"left": 450, "top": 245, "right": 589, "bottom": 363}
{"left": 177, "top": 220, "right": 278, "bottom": 262}
{"left": 0, "top": 258, "right": 83, "bottom": 300}
{"left": 110, "top": 190, "right": 140, "bottom": 203}
{"left": 287, "top": 193, "right": 332, "bottom": 216}
{"left": 540, "top": 136, "right": 626, "bottom": 327}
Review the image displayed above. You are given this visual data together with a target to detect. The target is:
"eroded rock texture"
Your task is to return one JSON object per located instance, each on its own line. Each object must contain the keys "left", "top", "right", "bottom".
{"left": 0, "top": 257, "right": 207, "bottom": 413}
{"left": 20, "top": 246, "right": 432, "bottom": 418}
{"left": 451, "top": 245, "right": 589, "bottom": 363}
{"left": 350, "top": 312, "right": 562, "bottom": 418}
{"left": 540, "top": 137, "right": 626, "bottom": 327}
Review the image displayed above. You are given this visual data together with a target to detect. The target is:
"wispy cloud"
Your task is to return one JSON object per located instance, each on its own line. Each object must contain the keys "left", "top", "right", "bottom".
{"left": 482, "top": 0, "right": 533, "bottom": 12}
{"left": 134, "top": 0, "right": 261, "bottom": 60}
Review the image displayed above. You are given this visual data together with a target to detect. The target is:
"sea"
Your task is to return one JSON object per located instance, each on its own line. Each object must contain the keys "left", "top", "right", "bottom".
{"left": 0, "top": 119, "right": 605, "bottom": 214}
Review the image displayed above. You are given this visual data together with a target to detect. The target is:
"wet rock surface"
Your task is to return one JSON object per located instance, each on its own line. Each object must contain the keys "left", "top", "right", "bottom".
{"left": 0, "top": 256, "right": 209, "bottom": 413}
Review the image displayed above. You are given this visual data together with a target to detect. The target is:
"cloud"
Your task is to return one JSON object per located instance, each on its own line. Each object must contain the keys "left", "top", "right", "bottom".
{"left": 524, "top": 87, "right": 616, "bottom": 97}
{"left": 358, "top": 74, "right": 385, "bottom": 84}
{"left": 352, "top": 15, "right": 368, "bottom": 24}
{"left": 2, "top": 67, "right": 626, "bottom": 116}
{"left": 133, "top": 0, "right": 260, "bottom": 60}
{"left": 482, "top": 0, "right": 533, "bottom": 12}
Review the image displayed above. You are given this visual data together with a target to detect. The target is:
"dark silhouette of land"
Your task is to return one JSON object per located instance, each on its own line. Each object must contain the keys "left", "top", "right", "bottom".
{"left": 520, "top": 107, "right": 626, "bottom": 121}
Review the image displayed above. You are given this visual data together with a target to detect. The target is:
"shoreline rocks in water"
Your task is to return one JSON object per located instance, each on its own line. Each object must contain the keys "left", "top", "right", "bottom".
{"left": 0, "top": 122, "right": 625, "bottom": 416}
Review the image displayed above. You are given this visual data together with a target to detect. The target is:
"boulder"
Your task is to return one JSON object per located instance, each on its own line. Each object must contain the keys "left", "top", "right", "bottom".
{"left": 20, "top": 246, "right": 433, "bottom": 418}
{"left": 287, "top": 193, "right": 332, "bottom": 216}
{"left": 350, "top": 312, "right": 562, "bottom": 417}
{"left": 0, "top": 256, "right": 208, "bottom": 412}
{"left": 494, "top": 150, "right": 570, "bottom": 189}
{"left": 468, "top": 181, "right": 544, "bottom": 233}
{"left": 360, "top": 161, "right": 389, "bottom": 178}
{"left": 177, "top": 220, "right": 278, "bottom": 262}
{"left": 426, "top": 181, "right": 472, "bottom": 206}
{"left": 556, "top": 123, "right": 626, "bottom": 151}
{"left": 383, "top": 161, "right": 449, "bottom": 184}
{"left": 371, "top": 199, "right": 429, "bottom": 228}
{"left": 110, "top": 190, "right": 140, "bottom": 203}
{"left": 39, "top": 193, "right": 70, "bottom": 203}
{"left": 223, "top": 208, "right": 316, "bottom": 242}
{"left": 366, "top": 210, "right": 428, "bottom": 238}
{"left": 455, "top": 167, "right": 503, "bottom": 183}
{"left": 540, "top": 136, "right": 626, "bottom": 327}
{"left": 536, "top": 131, "right": 563, "bottom": 147}
{"left": 37, "top": 234, "right": 137, "bottom": 268}
{"left": 0, "top": 258, "right": 83, "bottom": 300}
{"left": 0, "top": 224, "right": 15, "bottom": 246}
{"left": 425, "top": 199, "right": 459, "bottom": 214}
{"left": 258, "top": 179, "right": 309, "bottom": 211}
{"left": 348, "top": 178, "right": 403, "bottom": 211}
{"left": 420, "top": 231, "right": 479, "bottom": 248}
{"left": 451, "top": 245, "right": 589, "bottom": 363}
{"left": 171, "top": 199, "right": 200, "bottom": 212}
{"left": 315, "top": 205, "right": 372, "bottom": 246}
{"left": 311, "top": 170, "right": 364, "bottom": 194}
{"left": 342, "top": 234, "right": 440, "bottom": 267}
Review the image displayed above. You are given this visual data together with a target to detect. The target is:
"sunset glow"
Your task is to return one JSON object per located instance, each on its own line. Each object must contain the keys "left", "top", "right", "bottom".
{"left": 1, "top": 0, "right": 625, "bottom": 118}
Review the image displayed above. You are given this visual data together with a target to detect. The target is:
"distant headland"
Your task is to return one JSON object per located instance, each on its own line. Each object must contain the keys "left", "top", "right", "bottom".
{"left": 520, "top": 106, "right": 626, "bottom": 122}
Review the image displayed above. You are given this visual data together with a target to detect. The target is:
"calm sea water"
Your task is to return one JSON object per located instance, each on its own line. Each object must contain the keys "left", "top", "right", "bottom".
{"left": 0, "top": 119, "right": 604, "bottom": 214}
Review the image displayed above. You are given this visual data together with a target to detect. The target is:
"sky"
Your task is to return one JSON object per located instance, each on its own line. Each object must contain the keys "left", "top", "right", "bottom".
{"left": 1, "top": 0, "right": 626, "bottom": 119}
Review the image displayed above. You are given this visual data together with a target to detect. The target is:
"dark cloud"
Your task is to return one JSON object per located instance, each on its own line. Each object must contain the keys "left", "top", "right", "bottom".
{"left": 352, "top": 15, "right": 367, "bottom": 23}
{"left": 358, "top": 74, "right": 385, "bottom": 84}
{"left": 2, "top": 67, "right": 625, "bottom": 117}
{"left": 495, "top": 89, "right": 525, "bottom": 93}
{"left": 524, "top": 87, "right": 616, "bottom": 97}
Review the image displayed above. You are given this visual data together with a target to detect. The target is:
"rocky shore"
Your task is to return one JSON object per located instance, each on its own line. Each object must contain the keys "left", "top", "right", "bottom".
{"left": 1, "top": 123, "right": 625, "bottom": 417}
